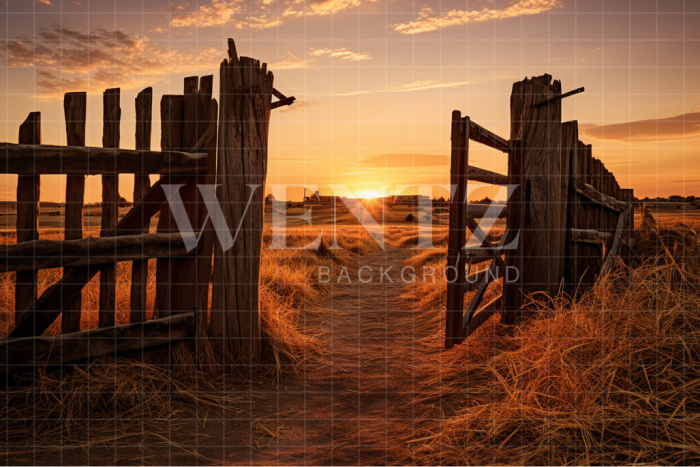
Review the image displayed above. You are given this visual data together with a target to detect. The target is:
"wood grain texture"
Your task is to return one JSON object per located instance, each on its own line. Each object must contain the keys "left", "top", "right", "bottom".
{"left": 130, "top": 87, "right": 153, "bottom": 324}
{"left": 15, "top": 112, "right": 41, "bottom": 323}
{"left": 99, "top": 88, "right": 121, "bottom": 328}
{"left": 465, "top": 165, "right": 508, "bottom": 186}
{"left": 502, "top": 139, "right": 525, "bottom": 324}
{"left": 1, "top": 233, "right": 190, "bottom": 272}
{"left": 1, "top": 313, "right": 194, "bottom": 374}
{"left": 468, "top": 120, "right": 510, "bottom": 153}
{"left": 170, "top": 76, "right": 214, "bottom": 318}
{"left": 211, "top": 40, "right": 273, "bottom": 360}
{"left": 62, "top": 92, "right": 87, "bottom": 333}
{"left": 155, "top": 95, "right": 184, "bottom": 318}
{"left": 444, "top": 112, "right": 468, "bottom": 348}
{"left": 510, "top": 74, "right": 564, "bottom": 297}
{"left": 0, "top": 144, "right": 207, "bottom": 175}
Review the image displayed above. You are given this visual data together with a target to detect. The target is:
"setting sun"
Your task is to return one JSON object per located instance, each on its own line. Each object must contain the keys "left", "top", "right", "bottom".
{"left": 359, "top": 189, "right": 381, "bottom": 199}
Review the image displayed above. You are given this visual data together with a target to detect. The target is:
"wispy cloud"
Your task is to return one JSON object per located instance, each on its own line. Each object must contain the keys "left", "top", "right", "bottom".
{"left": 169, "top": 0, "right": 367, "bottom": 29}
{"left": 309, "top": 47, "right": 371, "bottom": 62}
{"left": 170, "top": 0, "right": 284, "bottom": 30}
{"left": 392, "top": 0, "right": 562, "bottom": 35}
{"left": 2, "top": 26, "right": 221, "bottom": 97}
{"left": 338, "top": 79, "right": 471, "bottom": 96}
{"left": 580, "top": 112, "right": 700, "bottom": 142}
{"left": 37, "top": 0, "right": 53, "bottom": 5}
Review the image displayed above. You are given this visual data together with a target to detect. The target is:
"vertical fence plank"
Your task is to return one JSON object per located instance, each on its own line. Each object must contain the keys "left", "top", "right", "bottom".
{"left": 195, "top": 77, "right": 218, "bottom": 357}
{"left": 155, "top": 95, "right": 184, "bottom": 317}
{"left": 169, "top": 77, "right": 201, "bottom": 315}
{"left": 62, "top": 93, "right": 86, "bottom": 333}
{"left": 15, "top": 112, "right": 41, "bottom": 322}
{"left": 130, "top": 87, "right": 153, "bottom": 324}
{"left": 99, "top": 88, "right": 121, "bottom": 328}
{"left": 562, "top": 121, "right": 579, "bottom": 295}
{"left": 211, "top": 39, "right": 273, "bottom": 361}
{"left": 445, "top": 112, "right": 468, "bottom": 348}
{"left": 502, "top": 139, "right": 525, "bottom": 324}
{"left": 509, "top": 74, "right": 564, "bottom": 299}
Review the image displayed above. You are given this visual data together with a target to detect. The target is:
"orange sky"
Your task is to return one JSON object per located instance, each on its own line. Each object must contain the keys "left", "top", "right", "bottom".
{"left": 1, "top": 0, "right": 699, "bottom": 202}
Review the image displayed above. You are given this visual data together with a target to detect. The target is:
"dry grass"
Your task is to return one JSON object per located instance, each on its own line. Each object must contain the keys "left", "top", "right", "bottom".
{"left": 406, "top": 219, "right": 700, "bottom": 465}
{"left": 0, "top": 226, "right": 378, "bottom": 462}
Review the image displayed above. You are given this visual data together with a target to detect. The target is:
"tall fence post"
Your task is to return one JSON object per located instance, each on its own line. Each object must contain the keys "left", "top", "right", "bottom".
{"left": 99, "top": 88, "right": 121, "bottom": 328}
{"left": 211, "top": 38, "right": 273, "bottom": 361}
{"left": 445, "top": 111, "right": 468, "bottom": 348}
{"left": 510, "top": 74, "right": 565, "bottom": 301}
{"left": 62, "top": 93, "right": 86, "bottom": 333}
{"left": 15, "top": 112, "right": 41, "bottom": 323}
{"left": 130, "top": 87, "right": 153, "bottom": 324}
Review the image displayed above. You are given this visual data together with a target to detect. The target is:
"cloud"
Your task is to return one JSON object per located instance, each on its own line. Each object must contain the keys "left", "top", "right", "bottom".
{"left": 2, "top": 26, "right": 222, "bottom": 97}
{"left": 308, "top": 0, "right": 360, "bottom": 15}
{"left": 338, "top": 79, "right": 471, "bottom": 96}
{"left": 170, "top": 0, "right": 366, "bottom": 29}
{"left": 170, "top": 0, "right": 283, "bottom": 29}
{"left": 309, "top": 47, "right": 371, "bottom": 62}
{"left": 580, "top": 112, "right": 700, "bottom": 142}
{"left": 359, "top": 154, "right": 450, "bottom": 168}
{"left": 392, "top": 0, "right": 562, "bottom": 35}
{"left": 37, "top": 0, "right": 53, "bottom": 5}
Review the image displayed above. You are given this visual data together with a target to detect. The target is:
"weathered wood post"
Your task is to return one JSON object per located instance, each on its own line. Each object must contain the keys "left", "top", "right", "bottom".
{"left": 15, "top": 112, "right": 41, "bottom": 322}
{"left": 155, "top": 94, "right": 184, "bottom": 317}
{"left": 562, "top": 121, "right": 580, "bottom": 294}
{"left": 509, "top": 74, "right": 565, "bottom": 303}
{"left": 502, "top": 139, "right": 525, "bottom": 324}
{"left": 445, "top": 111, "right": 469, "bottom": 348}
{"left": 62, "top": 93, "right": 86, "bottom": 333}
{"left": 211, "top": 38, "right": 273, "bottom": 361}
{"left": 170, "top": 75, "right": 217, "bottom": 319}
{"left": 130, "top": 87, "right": 153, "bottom": 323}
{"left": 99, "top": 88, "right": 120, "bottom": 327}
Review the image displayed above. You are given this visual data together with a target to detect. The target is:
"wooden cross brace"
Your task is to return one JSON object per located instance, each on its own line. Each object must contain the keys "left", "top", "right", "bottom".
{"left": 271, "top": 88, "right": 296, "bottom": 110}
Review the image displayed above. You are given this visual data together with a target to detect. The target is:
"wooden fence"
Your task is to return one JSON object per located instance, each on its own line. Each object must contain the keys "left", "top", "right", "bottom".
{"left": 0, "top": 39, "right": 294, "bottom": 372}
{"left": 446, "top": 74, "right": 634, "bottom": 348}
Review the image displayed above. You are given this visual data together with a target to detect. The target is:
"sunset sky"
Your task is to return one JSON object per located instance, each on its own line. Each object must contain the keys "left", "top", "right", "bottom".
{"left": 1, "top": 0, "right": 699, "bottom": 202}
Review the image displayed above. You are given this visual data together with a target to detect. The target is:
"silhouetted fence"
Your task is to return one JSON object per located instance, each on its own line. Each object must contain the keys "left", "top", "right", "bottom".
{"left": 0, "top": 38, "right": 293, "bottom": 372}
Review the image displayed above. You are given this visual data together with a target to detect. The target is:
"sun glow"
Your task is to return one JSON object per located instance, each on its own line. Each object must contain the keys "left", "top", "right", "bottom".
{"left": 359, "top": 189, "right": 381, "bottom": 199}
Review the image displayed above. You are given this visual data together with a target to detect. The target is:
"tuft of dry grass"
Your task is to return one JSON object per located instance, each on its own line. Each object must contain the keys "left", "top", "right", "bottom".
{"left": 407, "top": 221, "right": 700, "bottom": 465}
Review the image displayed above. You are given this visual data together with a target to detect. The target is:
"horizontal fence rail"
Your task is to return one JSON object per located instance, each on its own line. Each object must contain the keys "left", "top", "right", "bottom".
{"left": 0, "top": 143, "right": 208, "bottom": 175}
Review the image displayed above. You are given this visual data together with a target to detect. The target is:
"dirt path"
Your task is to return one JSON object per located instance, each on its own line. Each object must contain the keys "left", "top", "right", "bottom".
{"left": 196, "top": 246, "right": 444, "bottom": 465}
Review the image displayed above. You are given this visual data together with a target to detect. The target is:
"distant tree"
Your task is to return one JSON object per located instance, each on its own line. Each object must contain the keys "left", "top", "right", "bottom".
{"left": 669, "top": 195, "right": 684, "bottom": 202}
{"left": 265, "top": 193, "right": 275, "bottom": 204}
{"left": 686, "top": 195, "right": 696, "bottom": 203}
{"left": 118, "top": 195, "right": 128, "bottom": 207}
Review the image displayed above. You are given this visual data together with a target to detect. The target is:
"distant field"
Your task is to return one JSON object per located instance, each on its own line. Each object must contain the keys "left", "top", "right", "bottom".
{"left": 0, "top": 202, "right": 460, "bottom": 234}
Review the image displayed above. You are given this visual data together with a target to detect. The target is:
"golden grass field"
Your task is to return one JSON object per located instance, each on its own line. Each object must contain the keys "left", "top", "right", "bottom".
{"left": 1, "top": 203, "right": 700, "bottom": 464}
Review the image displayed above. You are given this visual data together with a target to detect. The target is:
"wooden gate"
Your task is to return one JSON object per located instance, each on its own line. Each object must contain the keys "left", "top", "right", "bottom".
{"left": 445, "top": 74, "right": 634, "bottom": 348}
{"left": 0, "top": 38, "right": 295, "bottom": 372}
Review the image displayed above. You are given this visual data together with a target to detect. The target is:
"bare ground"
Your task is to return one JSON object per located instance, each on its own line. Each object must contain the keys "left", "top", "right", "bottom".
{"left": 194, "top": 246, "right": 444, "bottom": 465}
